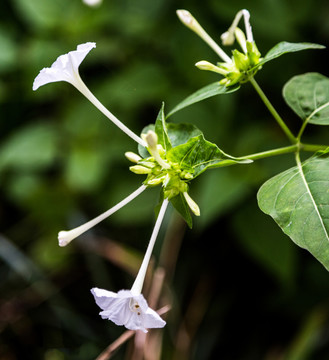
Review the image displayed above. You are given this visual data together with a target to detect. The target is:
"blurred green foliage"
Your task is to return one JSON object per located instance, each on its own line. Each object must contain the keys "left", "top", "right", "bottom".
{"left": 1, "top": 0, "right": 329, "bottom": 359}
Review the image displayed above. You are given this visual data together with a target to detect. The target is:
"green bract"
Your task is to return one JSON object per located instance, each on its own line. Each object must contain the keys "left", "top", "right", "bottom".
{"left": 218, "top": 41, "right": 262, "bottom": 86}
{"left": 129, "top": 103, "right": 252, "bottom": 227}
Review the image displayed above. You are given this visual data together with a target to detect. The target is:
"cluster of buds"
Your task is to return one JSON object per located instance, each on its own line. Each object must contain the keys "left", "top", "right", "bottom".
{"left": 126, "top": 130, "right": 200, "bottom": 216}
{"left": 177, "top": 9, "right": 262, "bottom": 86}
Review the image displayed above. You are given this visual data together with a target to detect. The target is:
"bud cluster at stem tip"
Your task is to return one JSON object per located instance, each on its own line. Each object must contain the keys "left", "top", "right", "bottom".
{"left": 125, "top": 130, "right": 200, "bottom": 216}
{"left": 178, "top": 8, "right": 262, "bottom": 86}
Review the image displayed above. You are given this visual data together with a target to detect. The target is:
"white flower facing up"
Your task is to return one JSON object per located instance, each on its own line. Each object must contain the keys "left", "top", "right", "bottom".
{"left": 33, "top": 43, "right": 146, "bottom": 146}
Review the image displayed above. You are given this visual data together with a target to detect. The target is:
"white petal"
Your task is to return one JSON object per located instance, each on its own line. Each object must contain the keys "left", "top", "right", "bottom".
{"left": 91, "top": 288, "right": 166, "bottom": 332}
{"left": 91, "top": 287, "right": 120, "bottom": 310}
{"left": 143, "top": 307, "right": 166, "bottom": 329}
{"left": 32, "top": 42, "right": 96, "bottom": 91}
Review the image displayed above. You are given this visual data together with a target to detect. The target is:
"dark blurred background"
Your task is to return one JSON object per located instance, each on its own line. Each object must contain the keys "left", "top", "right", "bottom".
{"left": 1, "top": 0, "right": 329, "bottom": 359}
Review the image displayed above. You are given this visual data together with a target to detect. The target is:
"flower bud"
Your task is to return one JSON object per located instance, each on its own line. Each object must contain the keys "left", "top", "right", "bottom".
{"left": 129, "top": 165, "right": 152, "bottom": 174}
{"left": 183, "top": 192, "right": 200, "bottom": 216}
{"left": 195, "top": 61, "right": 228, "bottom": 75}
{"left": 125, "top": 151, "right": 142, "bottom": 163}
{"left": 143, "top": 130, "right": 158, "bottom": 151}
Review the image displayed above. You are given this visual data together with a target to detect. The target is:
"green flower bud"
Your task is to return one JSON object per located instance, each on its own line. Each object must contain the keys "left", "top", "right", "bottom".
{"left": 129, "top": 165, "right": 152, "bottom": 175}
{"left": 125, "top": 151, "right": 142, "bottom": 163}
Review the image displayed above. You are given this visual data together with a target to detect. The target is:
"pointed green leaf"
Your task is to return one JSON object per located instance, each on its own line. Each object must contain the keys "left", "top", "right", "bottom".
{"left": 167, "top": 82, "right": 239, "bottom": 117}
{"left": 257, "top": 154, "right": 329, "bottom": 271}
{"left": 167, "top": 134, "right": 251, "bottom": 178}
{"left": 283, "top": 72, "right": 329, "bottom": 125}
{"left": 170, "top": 192, "right": 193, "bottom": 228}
{"left": 258, "top": 42, "right": 325, "bottom": 67}
{"left": 155, "top": 102, "right": 172, "bottom": 151}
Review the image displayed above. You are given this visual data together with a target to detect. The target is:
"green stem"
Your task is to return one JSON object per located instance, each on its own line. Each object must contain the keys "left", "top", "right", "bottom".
{"left": 296, "top": 119, "right": 309, "bottom": 142}
{"left": 249, "top": 77, "right": 298, "bottom": 144}
{"left": 237, "top": 142, "right": 328, "bottom": 162}
{"left": 301, "top": 143, "right": 328, "bottom": 152}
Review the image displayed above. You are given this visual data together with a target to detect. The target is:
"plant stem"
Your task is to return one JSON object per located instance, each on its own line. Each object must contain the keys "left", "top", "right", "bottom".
{"left": 249, "top": 77, "right": 298, "bottom": 144}
{"left": 237, "top": 142, "right": 328, "bottom": 162}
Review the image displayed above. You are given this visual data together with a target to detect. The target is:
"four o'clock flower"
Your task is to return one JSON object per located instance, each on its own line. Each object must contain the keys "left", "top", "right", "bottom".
{"left": 177, "top": 9, "right": 262, "bottom": 86}
{"left": 91, "top": 289, "right": 165, "bottom": 333}
{"left": 33, "top": 42, "right": 146, "bottom": 147}
{"left": 91, "top": 198, "right": 168, "bottom": 332}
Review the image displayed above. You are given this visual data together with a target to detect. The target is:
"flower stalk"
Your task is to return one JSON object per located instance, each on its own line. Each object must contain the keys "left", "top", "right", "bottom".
{"left": 58, "top": 185, "right": 147, "bottom": 246}
{"left": 131, "top": 199, "right": 169, "bottom": 295}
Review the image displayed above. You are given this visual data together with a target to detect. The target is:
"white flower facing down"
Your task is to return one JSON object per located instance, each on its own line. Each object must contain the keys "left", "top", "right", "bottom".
{"left": 91, "top": 288, "right": 166, "bottom": 333}
{"left": 90, "top": 199, "right": 169, "bottom": 332}
{"left": 33, "top": 42, "right": 145, "bottom": 146}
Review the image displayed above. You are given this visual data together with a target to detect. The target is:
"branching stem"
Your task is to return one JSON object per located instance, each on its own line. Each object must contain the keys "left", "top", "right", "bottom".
{"left": 249, "top": 77, "right": 298, "bottom": 144}
{"left": 237, "top": 142, "right": 328, "bottom": 162}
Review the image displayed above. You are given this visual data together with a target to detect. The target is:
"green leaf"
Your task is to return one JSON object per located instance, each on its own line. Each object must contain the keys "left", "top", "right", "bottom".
{"left": 283, "top": 73, "right": 329, "bottom": 125}
{"left": 167, "top": 82, "right": 239, "bottom": 117}
{"left": 257, "top": 154, "right": 329, "bottom": 271}
{"left": 170, "top": 192, "right": 193, "bottom": 228}
{"left": 167, "top": 123, "right": 203, "bottom": 147}
{"left": 139, "top": 121, "right": 203, "bottom": 158}
{"left": 167, "top": 134, "right": 251, "bottom": 178}
{"left": 155, "top": 102, "right": 172, "bottom": 151}
{"left": 258, "top": 42, "right": 325, "bottom": 67}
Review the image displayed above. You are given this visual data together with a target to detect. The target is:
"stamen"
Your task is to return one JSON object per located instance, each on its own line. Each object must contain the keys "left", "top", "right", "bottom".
{"left": 129, "top": 298, "right": 142, "bottom": 315}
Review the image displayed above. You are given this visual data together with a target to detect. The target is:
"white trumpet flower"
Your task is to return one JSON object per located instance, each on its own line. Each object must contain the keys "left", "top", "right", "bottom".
{"left": 91, "top": 199, "right": 169, "bottom": 332}
{"left": 33, "top": 43, "right": 145, "bottom": 147}
{"left": 91, "top": 289, "right": 165, "bottom": 333}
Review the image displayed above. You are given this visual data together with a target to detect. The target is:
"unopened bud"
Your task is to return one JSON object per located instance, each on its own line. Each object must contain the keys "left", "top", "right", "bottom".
{"left": 183, "top": 192, "right": 200, "bottom": 216}
{"left": 125, "top": 151, "right": 142, "bottom": 163}
{"left": 129, "top": 165, "right": 152, "bottom": 174}
{"left": 176, "top": 9, "right": 196, "bottom": 30}
{"left": 147, "top": 176, "right": 165, "bottom": 186}
{"left": 234, "top": 28, "right": 247, "bottom": 53}
{"left": 183, "top": 172, "right": 194, "bottom": 180}
{"left": 195, "top": 61, "right": 227, "bottom": 75}
{"left": 221, "top": 31, "right": 235, "bottom": 46}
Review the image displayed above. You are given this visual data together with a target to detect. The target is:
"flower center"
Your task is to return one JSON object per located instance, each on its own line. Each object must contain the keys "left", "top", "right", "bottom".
{"left": 129, "top": 298, "right": 141, "bottom": 316}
